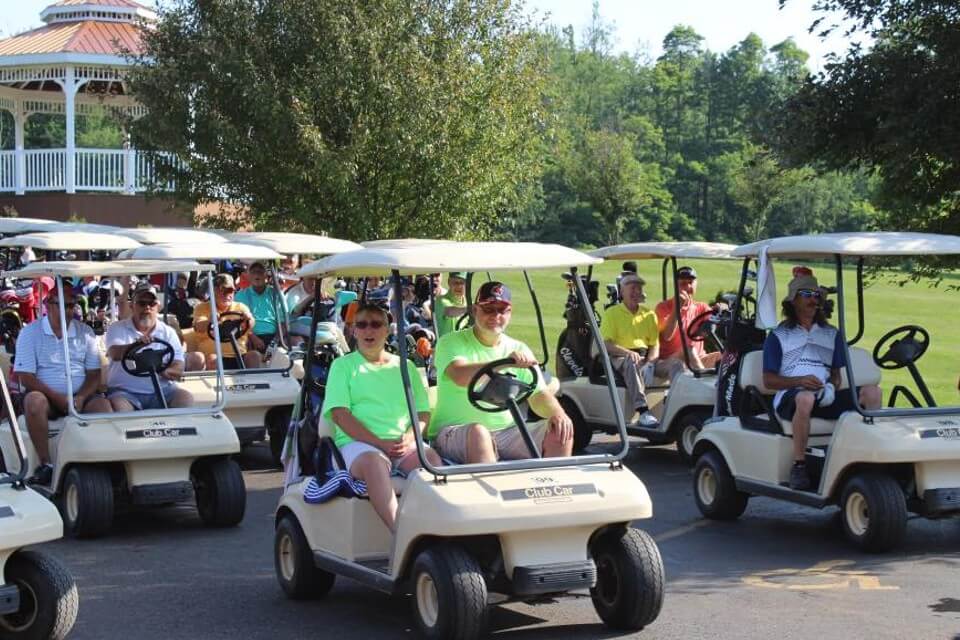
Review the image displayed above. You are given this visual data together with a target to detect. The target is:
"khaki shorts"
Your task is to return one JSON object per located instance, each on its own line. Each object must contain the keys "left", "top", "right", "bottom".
{"left": 433, "top": 422, "right": 549, "bottom": 463}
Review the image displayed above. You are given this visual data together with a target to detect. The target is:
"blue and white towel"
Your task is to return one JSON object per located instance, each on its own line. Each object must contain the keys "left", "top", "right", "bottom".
{"left": 303, "top": 470, "right": 368, "bottom": 504}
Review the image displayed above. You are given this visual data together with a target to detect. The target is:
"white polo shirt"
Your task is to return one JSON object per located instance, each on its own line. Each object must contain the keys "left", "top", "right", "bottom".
{"left": 15, "top": 317, "right": 101, "bottom": 396}
{"left": 106, "top": 318, "right": 185, "bottom": 395}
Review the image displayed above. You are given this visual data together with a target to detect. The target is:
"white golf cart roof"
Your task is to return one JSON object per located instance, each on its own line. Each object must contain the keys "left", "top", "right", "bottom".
{"left": 361, "top": 238, "right": 450, "bottom": 248}
{"left": 119, "top": 242, "right": 283, "bottom": 261}
{"left": 734, "top": 232, "right": 960, "bottom": 258}
{"left": 2, "top": 260, "right": 212, "bottom": 279}
{"left": 0, "top": 217, "right": 61, "bottom": 234}
{"left": 591, "top": 241, "right": 737, "bottom": 260}
{"left": 300, "top": 241, "right": 601, "bottom": 278}
{"left": 111, "top": 227, "right": 230, "bottom": 245}
{"left": 0, "top": 231, "right": 142, "bottom": 251}
{"left": 229, "top": 232, "right": 361, "bottom": 256}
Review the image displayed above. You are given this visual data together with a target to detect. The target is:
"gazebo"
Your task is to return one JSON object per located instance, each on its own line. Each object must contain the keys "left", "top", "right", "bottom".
{"left": 0, "top": 0, "right": 186, "bottom": 225}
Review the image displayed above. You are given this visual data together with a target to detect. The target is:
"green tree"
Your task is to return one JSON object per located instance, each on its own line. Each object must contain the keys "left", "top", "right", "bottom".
{"left": 566, "top": 128, "right": 673, "bottom": 244}
{"left": 126, "top": 0, "right": 549, "bottom": 239}
{"left": 777, "top": 0, "right": 960, "bottom": 232}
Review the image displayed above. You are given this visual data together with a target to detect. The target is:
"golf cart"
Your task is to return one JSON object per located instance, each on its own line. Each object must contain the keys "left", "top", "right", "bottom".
{"left": 0, "top": 361, "right": 78, "bottom": 639}
{"left": 0, "top": 259, "right": 245, "bottom": 538}
{"left": 691, "top": 232, "right": 960, "bottom": 552}
{"left": 556, "top": 242, "right": 737, "bottom": 461}
{"left": 121, "top": 241, "right": 302, "bottom": 465}
{"left": 0, "top": 230, "right": 144, "bottom": 375}
{"left": 274, "top": 241, "right": 665, "bottom": 639}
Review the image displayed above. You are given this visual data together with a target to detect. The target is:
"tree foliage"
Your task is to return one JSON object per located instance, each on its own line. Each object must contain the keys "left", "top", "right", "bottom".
{"left": 776, "top": 0, "right": 960, "bottom": 233}
{"left": 127, "top": 0, "right": 549, "bottom": 239}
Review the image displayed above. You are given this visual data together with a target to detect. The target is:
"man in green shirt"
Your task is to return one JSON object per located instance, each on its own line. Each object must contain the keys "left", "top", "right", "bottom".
{"left": 429, "top": 281, "right": 573, "bottom": 463}
{"left": 601, "top": 273, "right": 681, "bottom": 427}
{"left": 236, "top": 262, "right": 281, "bottom": 353}
{"left": 433, "top": 272, "right": 468, "bottom": 337}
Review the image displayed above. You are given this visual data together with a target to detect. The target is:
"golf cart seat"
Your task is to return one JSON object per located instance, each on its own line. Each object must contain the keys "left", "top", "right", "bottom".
{"left": 299, "top": 413, "right": 407, "bottom": 496}
{"left": 739, "top": 348, "right": 881, "bottom": 436}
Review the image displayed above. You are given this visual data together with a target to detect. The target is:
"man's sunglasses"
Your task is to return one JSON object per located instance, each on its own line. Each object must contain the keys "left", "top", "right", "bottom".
{"left": 478, "top": 303, "right": 511, "bottom": 315}
{"left": 354, "top": 320, "right": 385, "bottom": 330}
{"left": 797, "top": 289, "right": 822, "bottom": 299}
{"left": 135, "top": 299, "right": 159, "bottom": 307}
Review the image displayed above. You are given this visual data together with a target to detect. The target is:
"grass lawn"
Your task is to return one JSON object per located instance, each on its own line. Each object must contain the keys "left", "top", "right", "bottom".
{"left": 480, "top": 258, "right": 959, "bottom": 405}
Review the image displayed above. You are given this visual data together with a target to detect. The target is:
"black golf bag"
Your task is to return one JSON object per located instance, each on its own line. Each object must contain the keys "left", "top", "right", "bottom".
{"left": 555, "top": 274, "right": 599, "bottom": 380}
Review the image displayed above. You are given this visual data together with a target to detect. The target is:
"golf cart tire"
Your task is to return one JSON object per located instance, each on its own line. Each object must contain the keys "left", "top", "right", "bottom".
{"left": 60, "top": 465, "right": 114, "bottom": 539}
{"left": 693, "top": 451, "right": 748, "bottom": 520}
{"left": 274, "top": 515, "right": 335, "bottom": 600}
{"left": 590, "top": 527, "right": 664, "bottom": 630}
{"left": 0, "top": 550, "right": 78, "bottom": 640}
{"left": 560, "top": 397, "right": 592, "bottom": 453}
{"left": 194, "top": 458, "right": 246, "bottom": 527}
{"left": 267, "top": 406, "right": 293, "bottom": 468}
{"left": 411, "top": 544, "right": 488, "bottom": 640}
{"left": 673, "top": 409, "right": 710, "bottom": 465}
{"left": 840, "top": 473, "right": 907, "bottom": 553}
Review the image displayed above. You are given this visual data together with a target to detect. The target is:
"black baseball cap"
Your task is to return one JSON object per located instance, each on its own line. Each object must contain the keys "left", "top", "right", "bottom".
{"left": 475, "top": 281, "right": 512, "bottom": 305}
{"left": 677, "top": 266, "right": 698, "bottom": 280}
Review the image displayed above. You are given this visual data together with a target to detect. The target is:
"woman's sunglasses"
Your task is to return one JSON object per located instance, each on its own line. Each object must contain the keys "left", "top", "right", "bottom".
{"left": 797, "top": 289, "right": 822, "bottom": 299}
{"left": 354, "top": 320, "right": 385, "bottom": 330}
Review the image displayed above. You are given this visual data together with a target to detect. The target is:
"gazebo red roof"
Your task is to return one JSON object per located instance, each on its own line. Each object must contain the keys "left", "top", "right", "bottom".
{"left": 0, "top": 21, "right": 144, "bottom": 57}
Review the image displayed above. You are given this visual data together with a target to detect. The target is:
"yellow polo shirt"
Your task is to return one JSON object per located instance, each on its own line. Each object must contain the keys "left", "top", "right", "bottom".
{"left": 601, "top": 303, "right": 659, "bottom": 351}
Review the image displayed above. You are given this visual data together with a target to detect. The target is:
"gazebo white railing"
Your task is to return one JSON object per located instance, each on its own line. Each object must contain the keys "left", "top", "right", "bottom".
{"left": 0, "top": 147, "right": 178, "bottom": 194}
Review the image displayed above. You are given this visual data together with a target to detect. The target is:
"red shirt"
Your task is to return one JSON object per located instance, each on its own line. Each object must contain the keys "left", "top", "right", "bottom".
{"left": 654, "top": 298, "right": 711, "bottom": 360}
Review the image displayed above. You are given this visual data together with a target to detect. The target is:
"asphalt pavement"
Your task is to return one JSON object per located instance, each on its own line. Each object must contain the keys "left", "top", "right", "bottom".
{"left": 33, "top": 438, "right": 960, "bottom": 640}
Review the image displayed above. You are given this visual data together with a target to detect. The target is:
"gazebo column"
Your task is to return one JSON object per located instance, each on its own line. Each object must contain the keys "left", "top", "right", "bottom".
{"left": 13, "top": 102, "right": 26, "bottom": 195}
{"left": 64, "top": 65, "right": 78, "bottom": 194}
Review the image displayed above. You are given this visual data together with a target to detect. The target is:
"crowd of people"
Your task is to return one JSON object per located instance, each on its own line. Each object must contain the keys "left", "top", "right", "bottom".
{"left": 2, "top": 242, "right": 865, "bottom": 513}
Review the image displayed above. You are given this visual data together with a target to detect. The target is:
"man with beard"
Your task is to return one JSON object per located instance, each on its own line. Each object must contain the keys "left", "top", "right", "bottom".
{"left": 429, "top": 281, "right": 573, "bottom": 464}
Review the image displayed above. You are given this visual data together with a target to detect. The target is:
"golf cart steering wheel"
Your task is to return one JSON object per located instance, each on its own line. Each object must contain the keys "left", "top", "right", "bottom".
{"left": 121, "top": 339, "right": 175, "bottom": 377}
{"left": 685, "top": 308, "right": 719, "bottom": 343}
{"left": 872, "top": 325, "right": 930, "bottom": 370}
{"left": 207, "top": 310, "right": 250, "bottom": 342}
{"left": 467, "top": 357, "right": 539, "bottom": 413}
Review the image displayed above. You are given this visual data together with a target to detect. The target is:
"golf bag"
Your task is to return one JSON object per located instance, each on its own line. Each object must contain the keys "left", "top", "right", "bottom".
{"left": 556, "top": 274, "right": 599, "bottom": 379}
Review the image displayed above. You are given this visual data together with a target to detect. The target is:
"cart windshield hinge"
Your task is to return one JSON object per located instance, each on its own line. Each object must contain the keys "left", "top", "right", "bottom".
{"left": 609, "top": 460, "right": 623, "bottom": 471}
{"left": 432, "top": 474, "right": 448, "bottom": 485}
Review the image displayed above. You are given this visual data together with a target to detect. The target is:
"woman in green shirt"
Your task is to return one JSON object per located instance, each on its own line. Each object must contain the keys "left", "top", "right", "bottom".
{"left": 321, "top": 304, "right": 441, "bottom": 532}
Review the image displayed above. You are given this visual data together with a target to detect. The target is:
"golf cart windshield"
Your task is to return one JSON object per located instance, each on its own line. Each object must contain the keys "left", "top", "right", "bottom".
{"left": 733, "top": 232, "right": 960, "bottom": 419}
{"left": 300, "top": 241, "right": 633, "bottom": 478}
{"left": 1, "top": 260, "right": 227, "bottom": 421}
{"left": 0, "top": 366, "right": 29, "bottom": 485}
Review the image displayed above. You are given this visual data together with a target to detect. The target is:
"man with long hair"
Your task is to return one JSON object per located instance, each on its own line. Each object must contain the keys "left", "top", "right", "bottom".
{"left": 762, "top": 271, "right": 882, "bottom": 490}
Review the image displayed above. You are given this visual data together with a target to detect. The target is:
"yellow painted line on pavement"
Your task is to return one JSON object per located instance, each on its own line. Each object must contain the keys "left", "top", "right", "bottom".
{"left": 742, "top": 559, "right": 899, "bottom": 591}
{"left": 654, "top": 519, "right": 712, "bottom": 543}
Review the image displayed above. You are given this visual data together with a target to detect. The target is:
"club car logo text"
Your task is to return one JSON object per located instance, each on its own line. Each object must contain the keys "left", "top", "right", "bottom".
{"left": 501, "top": 483, "right": 597, "bottom": 503}
{"left": 218, "top": 383, "right": 271, "bottom": 393}
{"left": 126, "top": 425, "right": 199, "bottom": 439}
{"left": 921, "top": 424, "right": 960, "bottom": 440}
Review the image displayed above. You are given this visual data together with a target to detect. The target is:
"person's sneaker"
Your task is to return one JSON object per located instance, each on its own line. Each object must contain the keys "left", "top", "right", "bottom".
{"left": 28, "top": 463, "right": 53, "bottom": 486}
{"left": 637, "top": 411, "right": 660, "bottom": 428}
{"left": 789, "top": 463, "right": 811, "bottom": 491}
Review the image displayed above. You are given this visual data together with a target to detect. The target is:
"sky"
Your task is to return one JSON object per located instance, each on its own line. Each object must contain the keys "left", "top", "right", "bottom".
{"left": 1, "top": 0, "right": 854, "bottom": 71}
